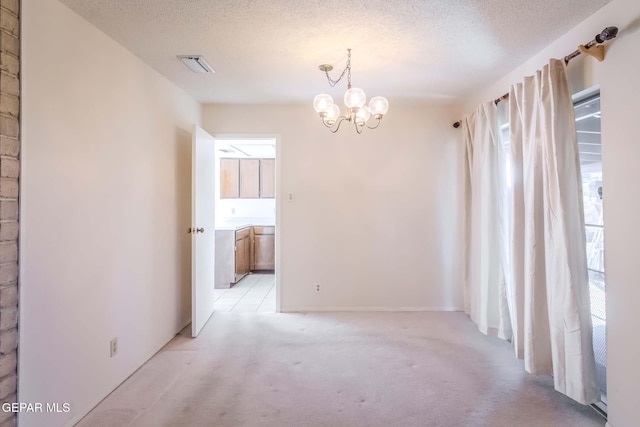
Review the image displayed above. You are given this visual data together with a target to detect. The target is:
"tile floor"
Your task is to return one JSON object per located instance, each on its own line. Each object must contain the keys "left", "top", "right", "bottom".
{"left": 214, "top": 273, "right": 275, "bottom": 312}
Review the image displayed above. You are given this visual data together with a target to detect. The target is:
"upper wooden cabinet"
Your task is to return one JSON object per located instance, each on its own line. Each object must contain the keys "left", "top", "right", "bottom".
{"left": 220, "top": 159, "right": 240, "bottom": 198}
{"left": 260, "top": 159, "right": 275, "bottom": 198}
{"left": 240, "top": 159, "right": 260, "bottom": 198}
{"left": 220, "top": 158, "right": 275, "bottom": 199}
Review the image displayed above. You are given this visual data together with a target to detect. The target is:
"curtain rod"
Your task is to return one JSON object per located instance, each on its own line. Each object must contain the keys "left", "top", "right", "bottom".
{"left": 452, "top": 26, "right": 618, "bottom": 129}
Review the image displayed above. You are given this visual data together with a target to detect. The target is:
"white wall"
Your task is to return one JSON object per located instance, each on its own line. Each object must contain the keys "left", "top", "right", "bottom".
{"left": 20, "top": 1, "right": 200, "bottom": 426}
{"left": 459, "top": 1, "right": 640, "bottom": 425}
{"left": 216, "top": 198, "right": 276, "bottom": 221}
{"left": 203, "top": 103, "right": 462, "bottom": 311}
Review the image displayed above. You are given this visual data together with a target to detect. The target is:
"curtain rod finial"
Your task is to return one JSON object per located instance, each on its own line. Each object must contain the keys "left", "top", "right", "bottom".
{"left": 596, "top": 26, "right": 618, "bottom": 43}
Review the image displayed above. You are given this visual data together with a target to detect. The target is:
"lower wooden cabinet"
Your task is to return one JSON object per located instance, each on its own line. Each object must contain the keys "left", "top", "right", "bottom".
{"left": 253, "top": 226, "right": 275, "bottom": 270}
{"left": 234, "top": 227, "right": 252, "bottom": 282}
{"left": 215, "top": 225, "right": 275, "bottom": 289}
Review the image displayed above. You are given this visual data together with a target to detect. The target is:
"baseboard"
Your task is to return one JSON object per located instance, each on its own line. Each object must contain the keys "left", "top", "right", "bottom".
{"left": 179, "top": 318, "right": 191, "bottom": 333}
{"left": 62, "top": 325, "right": 186, "bottom": 427}
{"left": 282, "top": 306, "right": 464, "bottom": 313}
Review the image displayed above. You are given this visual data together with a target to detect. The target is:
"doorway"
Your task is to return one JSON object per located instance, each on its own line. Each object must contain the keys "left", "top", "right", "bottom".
{"left": 212, "top": 136, "right": 279, "bottom": 312}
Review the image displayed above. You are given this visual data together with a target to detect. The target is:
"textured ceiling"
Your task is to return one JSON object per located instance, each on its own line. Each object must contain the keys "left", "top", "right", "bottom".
{"left": 59, "top": 0, "right": 610, "bottom": 104}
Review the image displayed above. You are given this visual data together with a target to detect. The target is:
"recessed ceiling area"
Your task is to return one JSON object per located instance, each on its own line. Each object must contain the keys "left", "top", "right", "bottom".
{"left": 59, "top": 0, "right": 610, "bottom": 104}
{"left": 216, "top": 139, "right": 276, "bottom": 159}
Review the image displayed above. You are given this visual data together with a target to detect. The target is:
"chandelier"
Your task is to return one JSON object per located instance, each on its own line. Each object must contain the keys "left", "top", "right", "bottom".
{"left": 313, "top": 49, "right": 389, "bottom": 134}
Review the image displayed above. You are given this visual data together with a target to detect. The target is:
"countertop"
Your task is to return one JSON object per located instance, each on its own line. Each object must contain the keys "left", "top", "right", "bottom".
{"left": 215, "top": 217, "right": 275, "bottom": 231}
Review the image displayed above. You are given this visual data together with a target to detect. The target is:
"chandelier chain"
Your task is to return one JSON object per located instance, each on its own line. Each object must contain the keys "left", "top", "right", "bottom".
{"left": 346, "top": 49, "right": 351, "bottom": 89}
{"left": 324, "top": 49, "right": 352, "bottom": 88}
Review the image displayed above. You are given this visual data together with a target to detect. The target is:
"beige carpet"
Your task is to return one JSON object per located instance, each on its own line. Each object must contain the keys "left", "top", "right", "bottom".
{"left": 77, "top": 312, "right": 605, "bottom": 427}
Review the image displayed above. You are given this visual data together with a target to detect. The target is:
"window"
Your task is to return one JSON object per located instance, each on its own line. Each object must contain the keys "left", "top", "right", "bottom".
{"left": 575, "top": 94, "right": 607, "bottom": 408}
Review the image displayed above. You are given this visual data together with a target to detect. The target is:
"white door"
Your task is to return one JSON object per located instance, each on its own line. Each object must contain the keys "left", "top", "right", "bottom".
{"left": 191, "top": 125, "right": 216, "bottom": 337}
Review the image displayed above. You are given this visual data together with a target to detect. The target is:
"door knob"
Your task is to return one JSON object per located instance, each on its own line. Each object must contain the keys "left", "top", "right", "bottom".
{"left": 196, "top": 227, "right": 205, "bottom": 233}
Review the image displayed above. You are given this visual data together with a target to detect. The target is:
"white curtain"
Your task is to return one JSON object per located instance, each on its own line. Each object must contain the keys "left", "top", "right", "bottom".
{"left": 462, "top": 102, "right": 512, "bottom": 340}
{"left": 507, "top": 58, "right": 599, "bottom": 404}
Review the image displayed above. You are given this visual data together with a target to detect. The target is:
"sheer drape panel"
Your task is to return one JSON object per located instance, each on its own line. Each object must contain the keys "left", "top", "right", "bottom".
{"left": 462, "top": 103, "right": 511, "bottom": 340}
{"left": 508, "top": 59, "right": 598, "bottom": 404}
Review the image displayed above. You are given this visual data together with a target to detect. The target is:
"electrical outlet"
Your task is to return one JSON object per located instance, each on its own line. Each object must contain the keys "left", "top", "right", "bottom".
{"left": 315, "top": 284, "right": 321, "bottom": 293}
{"left": 110, "top": 338, "right": 118, "bottom": 358}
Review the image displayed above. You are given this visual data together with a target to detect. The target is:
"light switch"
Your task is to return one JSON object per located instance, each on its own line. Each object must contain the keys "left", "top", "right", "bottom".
{"left": 288, "top": 192, "right": 295, "bottom": 202}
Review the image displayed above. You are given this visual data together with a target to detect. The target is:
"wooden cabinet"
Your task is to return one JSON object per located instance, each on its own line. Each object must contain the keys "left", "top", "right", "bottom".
{"left": 234, "top": 227, "right": 253, "bottom": 282}
{"left": 220, "top": 158, "right": 274, "bottom": 199}
{"left": 220, "top": 159, "right": 240, "bottom": 198}
{"left": 239, "top": 159, "right": 260, "bottom": 198}
{"left": 216, "top": 225, "right": 275, "bottom": 288}
{"left": 253, "top": 226, "right": 275, "bottom": 270}
{"left": 260, "top": 159, "right": 275, "bottom": 198}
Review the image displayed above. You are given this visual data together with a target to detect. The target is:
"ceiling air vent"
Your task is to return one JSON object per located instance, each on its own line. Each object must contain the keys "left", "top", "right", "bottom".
{"left": 177, "top": 55, "right": 215, "bottom": 73}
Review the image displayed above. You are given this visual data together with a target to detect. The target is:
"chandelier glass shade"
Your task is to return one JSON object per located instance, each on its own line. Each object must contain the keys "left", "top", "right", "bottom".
{"left": 313, "top": 49, "right": 389, "bottom": 134}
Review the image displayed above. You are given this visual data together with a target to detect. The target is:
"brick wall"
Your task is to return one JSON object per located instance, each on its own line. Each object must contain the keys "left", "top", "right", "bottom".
{"left": 0, "top": 0, "right": 18, "bottom": 425}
